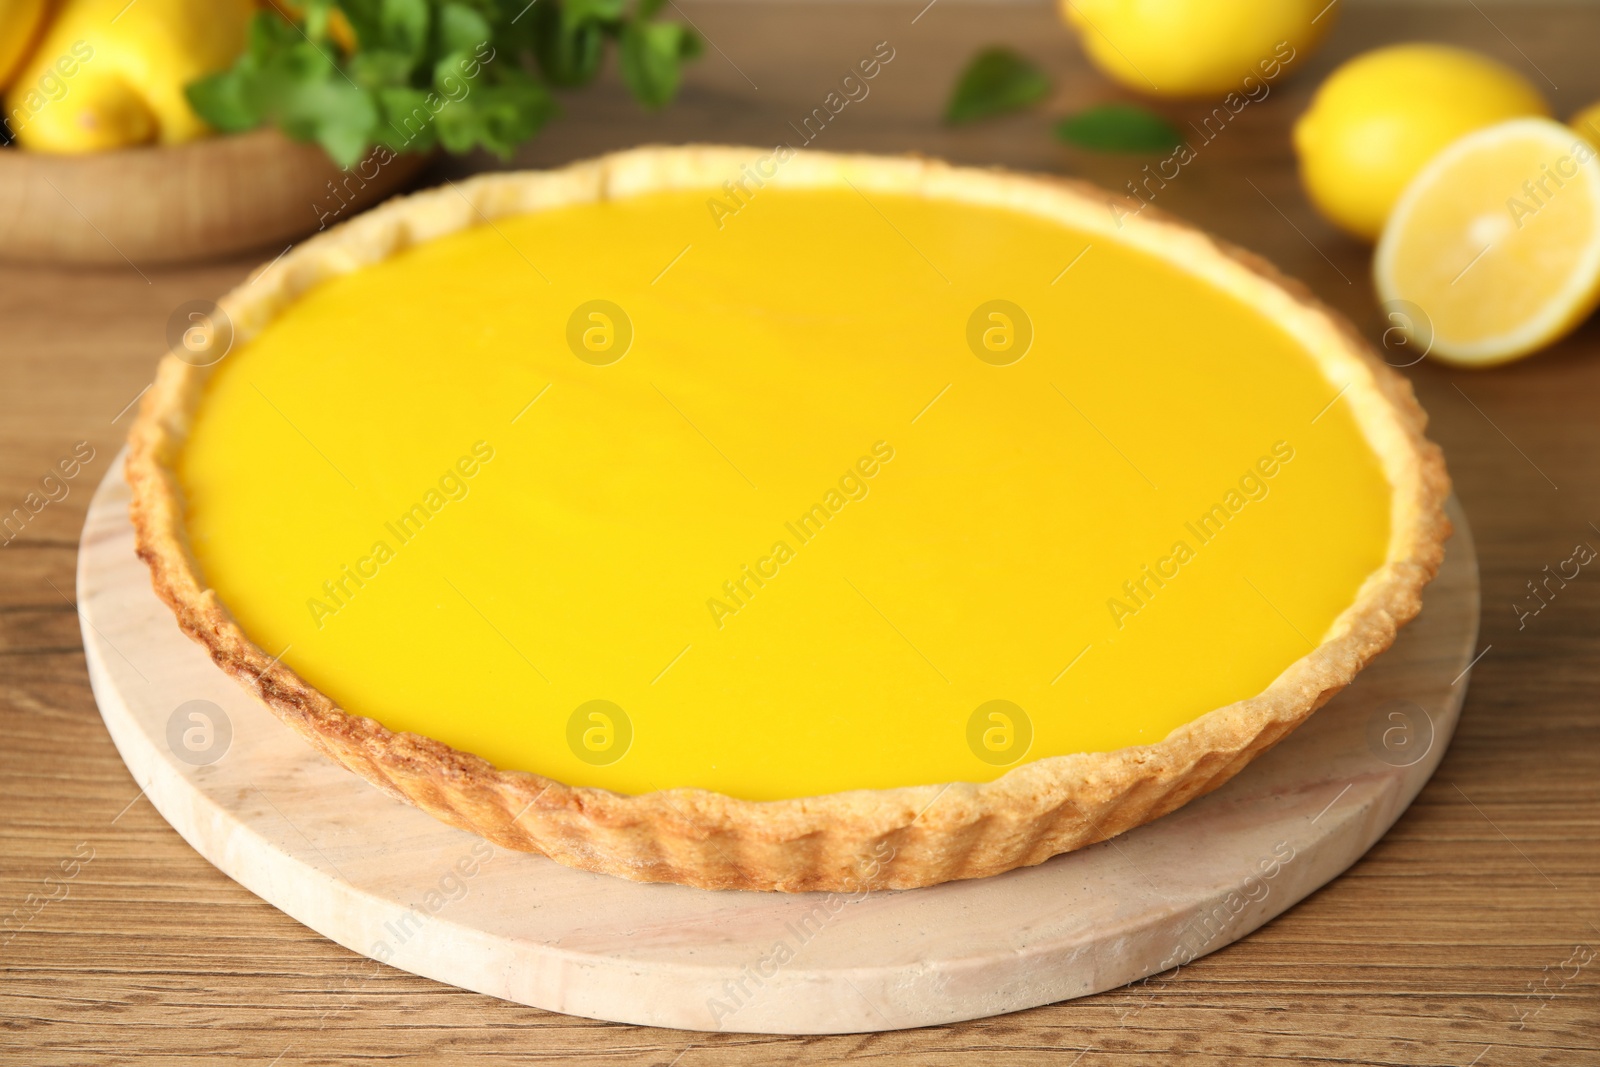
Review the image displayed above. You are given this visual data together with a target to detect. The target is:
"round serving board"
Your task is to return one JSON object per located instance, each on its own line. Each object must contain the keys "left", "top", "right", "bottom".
{"left": 79, "top": 452, "right": 1478, "bottom": 1034}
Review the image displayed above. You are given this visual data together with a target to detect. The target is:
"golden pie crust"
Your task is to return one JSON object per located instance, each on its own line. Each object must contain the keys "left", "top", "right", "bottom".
{"left": 127, "top": 145, "right": 1451, "bottom": 893}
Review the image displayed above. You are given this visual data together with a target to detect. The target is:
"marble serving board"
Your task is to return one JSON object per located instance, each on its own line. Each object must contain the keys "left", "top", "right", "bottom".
{"left": 78, "top": 453, "right": 1478, "bottom": 1034}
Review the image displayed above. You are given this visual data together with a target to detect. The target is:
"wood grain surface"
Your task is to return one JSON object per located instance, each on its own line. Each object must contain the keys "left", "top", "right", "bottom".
{"left": 2, "top": 2, "right": 1597, "bottom": 1064}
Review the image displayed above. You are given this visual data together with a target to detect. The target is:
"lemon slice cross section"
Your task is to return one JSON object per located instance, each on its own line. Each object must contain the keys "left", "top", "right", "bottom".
{"left": 1375, "top": 116, "right": 1600, "bottom": 366}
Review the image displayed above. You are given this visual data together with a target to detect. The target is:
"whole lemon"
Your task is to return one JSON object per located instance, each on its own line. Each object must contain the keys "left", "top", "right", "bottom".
{"left": 0, "top": 0, "right": 52, "bottom": 91}
{"left": 1294, "top": 44, "right": 1549, "bottom": 241}
{"left": 1572, "top": 101, "right": 1600, "bottom": 148}
{"left": 5, "top": 0, "right": 253, "bottom": 153}
{"left": 1059, "top": 0, "right": 1335, "bottom": 98}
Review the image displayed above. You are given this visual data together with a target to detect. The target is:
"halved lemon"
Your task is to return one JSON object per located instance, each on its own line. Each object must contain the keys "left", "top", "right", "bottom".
{"left": 1374, "top": 117, "right": 1600, "bottom": 366}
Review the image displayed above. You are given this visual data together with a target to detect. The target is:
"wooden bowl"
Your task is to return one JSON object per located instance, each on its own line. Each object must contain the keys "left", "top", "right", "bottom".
{"left": 0, "top": 128, "right": 430, "bottom": 267}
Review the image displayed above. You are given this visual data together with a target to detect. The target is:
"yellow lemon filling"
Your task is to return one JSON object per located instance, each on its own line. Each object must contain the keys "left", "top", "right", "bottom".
{"left": 179, "top": 186, "right": 1390, "bottom": 801}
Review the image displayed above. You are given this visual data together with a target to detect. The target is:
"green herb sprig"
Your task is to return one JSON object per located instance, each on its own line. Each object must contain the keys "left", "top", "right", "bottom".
{"left": 1054, "top": 103, "right": 1183, "bottom": 152}
{"left": 946, "top": 44, "right": 1185, "bottom": 155}
{"left": 187, "top": 0, "right": 701, "bottom": 167}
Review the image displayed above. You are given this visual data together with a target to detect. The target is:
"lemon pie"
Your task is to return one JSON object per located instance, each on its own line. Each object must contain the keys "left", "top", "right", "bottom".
{"left": 129, "top": 146, "right": 1450, "bottom": 892}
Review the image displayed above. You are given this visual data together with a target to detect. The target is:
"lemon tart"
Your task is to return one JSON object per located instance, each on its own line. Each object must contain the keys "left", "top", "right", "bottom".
{"left": 128, "top": 146, "right": 1450, "bottom": 892}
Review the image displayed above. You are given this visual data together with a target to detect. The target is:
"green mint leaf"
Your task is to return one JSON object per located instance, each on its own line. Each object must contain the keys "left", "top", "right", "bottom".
{"left": 1054, "top": 103, "right": 1183, "bottom": 153}
{"left": 437, "top": 2, "right": 492, "bottom": 54}
{"left": 318, "top": 110, "right": 382, "bottom": 167}
{"left": 287, "top": 79, "right": 381, "bottom": 166}
{"left": 433, "top": 50, "right": 471, "bottom": 92}
{"left": 564, "top": 0, "right": 628, "bottom": 30}
{"left": 335, "top": 0, "right": 386, "bottom": 48}
{"left": 377, "top": 87, "right": 440, "bottom": 153}
{"left": 944, "top": 47, "right": 1049, "bottom": 125}
{"left": 186, "top": 0, "right": 700, "bottom": 163}
{"left": 300, "top": 0, "right": 335, "bottom": 44}
{"left": 246, "top": 9, "right": 301, "bottom": 62}
{"left": 378, "top": 0, "right": 430, "bottom": 59}
{"left": 471, "top": 78, "right": 557, "bottom": 157}
{"left": 347, "top": 47, "right": 415, "bottom": 87}
{"left": 431, "top": 98, "right": 483, "bottom": 154}
{"left": 186, "top": 69, "right": 261, "bottom": 133}
{"left": 619, "top": 19, "right": 698, "bottom": 109}
{"left": 533, "top": 0, "right": 604, "bottom": 87}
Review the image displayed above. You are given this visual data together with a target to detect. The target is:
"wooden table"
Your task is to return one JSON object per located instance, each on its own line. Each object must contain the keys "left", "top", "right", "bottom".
{"left": 3, "top": 3, "right": 1597, "bottom": 1063}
